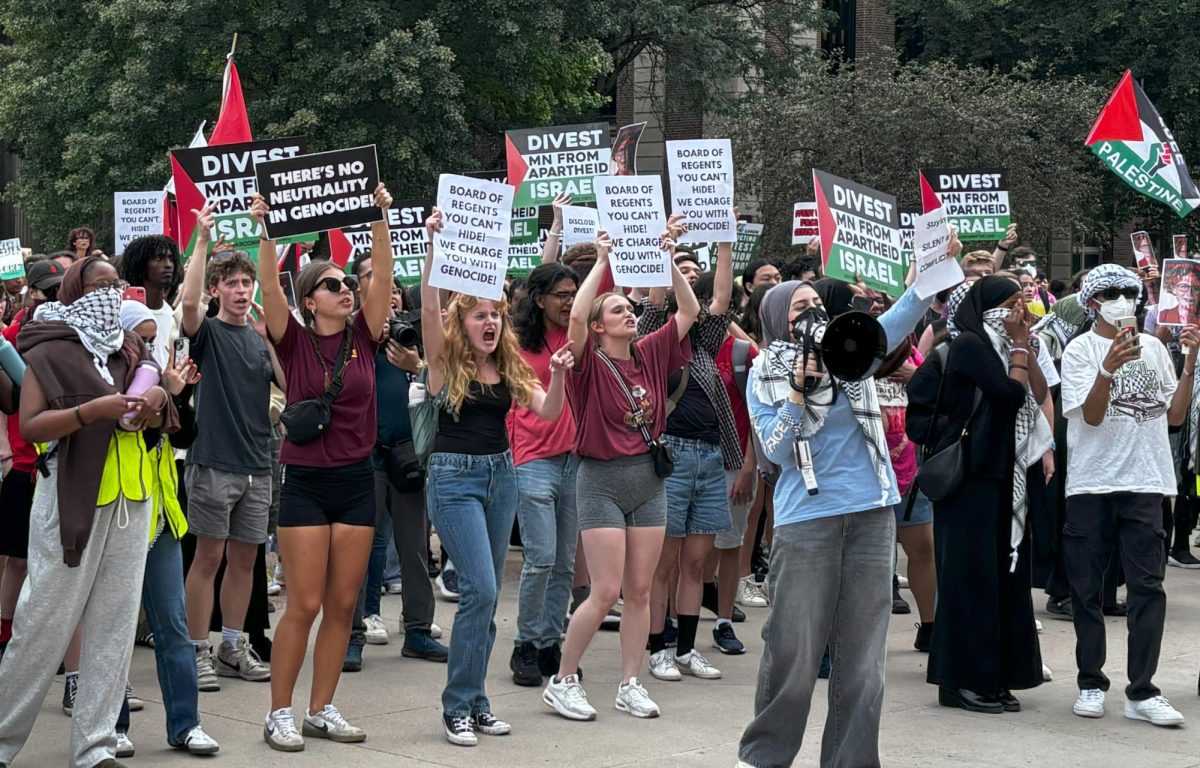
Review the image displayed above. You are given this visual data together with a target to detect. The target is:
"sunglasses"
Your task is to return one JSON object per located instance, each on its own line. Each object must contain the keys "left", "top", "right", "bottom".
{"left": 1098, "top": 287, "right": 1140, "bottom": 301}
{"left": 310, "top": 275, "right": 359, "bottom": 296}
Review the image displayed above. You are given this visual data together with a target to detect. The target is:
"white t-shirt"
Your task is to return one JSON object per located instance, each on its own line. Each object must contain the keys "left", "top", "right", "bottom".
{"left": 1037, "top": 340, "right": 1060, "bottom": 388}
{"left": 1061, "top": 331, "right": 1177, "bottom": 497}
{"left": 147, "top": 300, "right": 175, "bottom": 369}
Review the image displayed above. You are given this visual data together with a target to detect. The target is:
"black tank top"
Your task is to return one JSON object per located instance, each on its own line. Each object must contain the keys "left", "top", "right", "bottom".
{"left": 434, "top": 379, "right": 512, "bottom": 455}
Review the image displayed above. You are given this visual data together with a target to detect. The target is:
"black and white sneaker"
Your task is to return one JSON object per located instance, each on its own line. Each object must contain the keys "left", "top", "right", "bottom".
{"left": 470, "top": 711, "right": 511, "bottom": 736}
{"left": 1168, "top": 548, "right": 1200, "bottom": 569}
{"left": 712, "top": 623, "right": 745, "bottom": 655}
{"left": 443, "top": 712, "right": 477, "bottom": 746}
{"left": 62, "top": 674, "right": 78, "bottom": 716}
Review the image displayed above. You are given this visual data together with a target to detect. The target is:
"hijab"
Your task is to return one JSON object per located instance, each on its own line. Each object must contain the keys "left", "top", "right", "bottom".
{"left": 814, "top": 278, "right": 854, "bottom": 318}
{"left": 758, "top": 280, "right": 815, "bottom": 345}
{"left": 952, "top": 275, "right": 1020, "bottom": 342}
{"left": 119, "top": 300, "right": 157, "bottom": 334}
{"left": 33, "top": 256, "right": 124, "bottom": 385}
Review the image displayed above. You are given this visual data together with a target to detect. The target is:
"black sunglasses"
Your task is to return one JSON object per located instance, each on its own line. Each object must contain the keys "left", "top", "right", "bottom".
{"left": 1098, "top": 286, "right": 1140, "bottom": 301}
{"left": 310, "top": 275, "right": 359, "bottom": 296}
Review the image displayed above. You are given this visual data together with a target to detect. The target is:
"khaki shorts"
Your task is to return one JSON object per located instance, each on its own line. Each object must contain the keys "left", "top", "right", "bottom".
{"left": 184, "top": 464, "right": 271, "bottom": 544}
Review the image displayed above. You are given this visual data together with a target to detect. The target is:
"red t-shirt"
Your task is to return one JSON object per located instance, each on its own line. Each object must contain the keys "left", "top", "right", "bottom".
{"left": 3, "top": 314, "right": 36, "bottom": 474}
{"left": 272, "top": 311, "right": 381, "bottom": 467}
{"left": 508, "top": 325, "right": 576, "bottom": 466}
{"left": 715, "top": 335, "right": 759, "bottom": 454}
{"left": 568, "top": 317, "right": 691, "bottom": 460}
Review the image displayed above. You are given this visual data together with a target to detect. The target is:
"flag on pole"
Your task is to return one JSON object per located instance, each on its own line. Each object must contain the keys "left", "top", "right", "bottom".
{"left": 1085, "top": 70, "right": 1199, "bottom": 218}
{"left": 209, "top": 54, "right": 252, "bottom": 146}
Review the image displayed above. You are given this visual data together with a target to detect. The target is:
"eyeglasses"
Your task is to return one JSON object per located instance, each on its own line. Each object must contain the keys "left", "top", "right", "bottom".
{"left": 87, "top": 278, "right": 128, "bottom": 292}
{"left": 1098, "top": 287, "right": 1140, "bottom": 301}
{"left": 310, "top": 275, "right": 359, "bottom": 296}
{"left": 546, "top": 290, "right": 577, "bottom": 301}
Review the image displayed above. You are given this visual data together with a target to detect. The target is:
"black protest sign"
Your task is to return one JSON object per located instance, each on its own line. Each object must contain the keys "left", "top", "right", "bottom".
{"left": 342, "top": 202, "right": 432, "bottom": 285}
{"left": 255, "top": 145, "right": 382, "bottom": 239}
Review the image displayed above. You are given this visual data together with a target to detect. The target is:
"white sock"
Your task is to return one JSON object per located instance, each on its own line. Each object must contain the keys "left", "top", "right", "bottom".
{"left": 715, "top": 618, "right": 732, "bottom": 629}
{"left": 221, "top": 626, "right": 241, "bottom": 647}
{"left": 191, "top": 638, "right": 208, "bottom": 650}
{"left": 65, "top": 670, "right": 78, "bottom": 680}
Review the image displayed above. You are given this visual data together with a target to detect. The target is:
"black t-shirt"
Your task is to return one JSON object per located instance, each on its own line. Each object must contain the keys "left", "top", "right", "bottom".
{"left": 665, "top": 367, "right": 719, "bottom": 444}
{"left": 186, "top": 317, "right": 275, "bottom": 474}
{"left": 435, "top": 380, "right": 512, "bottom": 455}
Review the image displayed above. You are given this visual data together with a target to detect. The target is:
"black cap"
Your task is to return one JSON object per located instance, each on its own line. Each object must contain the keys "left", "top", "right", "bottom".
{"left": 26, "top": 260, "right": 65, "bottom": 291}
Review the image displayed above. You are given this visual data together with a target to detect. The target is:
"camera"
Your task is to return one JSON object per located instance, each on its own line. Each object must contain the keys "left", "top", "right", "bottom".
{"left": 387, "top": 311, "right": 420, "bottom": 348}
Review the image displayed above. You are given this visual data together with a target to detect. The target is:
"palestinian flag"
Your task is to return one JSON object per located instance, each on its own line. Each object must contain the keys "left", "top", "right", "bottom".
{"left": 1086, "top": 70, "right": 1199, "bottom": 218}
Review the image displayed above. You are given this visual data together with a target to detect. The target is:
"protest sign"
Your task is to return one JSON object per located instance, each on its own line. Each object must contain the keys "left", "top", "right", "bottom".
{"left": 113, "top": 191, "right": 167, "bottom": 256}
{"left": 911, "top": 208, "right": 962, "bottom": 300}
{"left": 1158, "top": 259, "right": 1200, "bottom": 325}
{"left": 918, "top": 169, "right": 1010, "bottom": 240}
{"left": 732, "top": 222, "right": 764, "bottom": 272}
{"left": 562, "top": 205, "right": 599, "bottom": 247}
{"left": 467, "top": 167, "right": 540, "bottom": 268}
{"left": 505, "top": 123, "right": 611, "bottom": 208}
{"left": 1173, "top": 234, "right": 1189, "bottom": 260}
{"left": 1086, "top": 70, "right": 1200, "bottom": 218}
{"left": 0, "top": 239, "right": 23, "bottom": 280}
{"left": 342, "top": 202, "right": 431, "bottom": 285}
{"left": 665, "top": 139, "right": 736, "bottom": 243}
{"left": 430, "top": 174, "right": 513, "bottom": 300}
{"left": 254, "top": 145, "right": 381, "bottom": 239}
{"left": 595, "top": 175, "right": 669, "bottom": 288}
{"left": 812, "top": 169, "right": 904, "bottom": 297}
{"left": 278, "top": 271, "right": 298, "bottom": 310}
{"left": 898, "top": 207, "right": 921, "bottom": 266}
{"left": 170, "top": 136, "right": 309, "bottom": 249}
{"left": 792, "top": 202, "right": 818, "bottom": 245}
{"left": 1130, "top": 230, "right": 1157, "bottom": 269}
{"left": 611, "top": 123, "right": 646, "bottom": 176}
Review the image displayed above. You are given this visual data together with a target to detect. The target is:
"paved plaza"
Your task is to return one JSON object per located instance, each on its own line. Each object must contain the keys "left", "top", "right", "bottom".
{"left": 13, "top": 553, "right": 1200, "bottom": 767}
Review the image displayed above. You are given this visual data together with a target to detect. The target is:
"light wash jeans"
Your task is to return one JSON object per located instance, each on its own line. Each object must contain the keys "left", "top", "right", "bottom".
{"left": 738, "top": 508, "right": 895, "bottom": 768}
{"left": 142, "top": 531, "right": 201, "bottom": 744}
{"left": 514, "top": 453, "right": 579, "bottom": 648}
{"left": 425, "top": 451, "right": 517, "bottom": 717}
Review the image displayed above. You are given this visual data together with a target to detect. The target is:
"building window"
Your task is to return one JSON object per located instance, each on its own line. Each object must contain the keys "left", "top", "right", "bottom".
{"left": 823, "top": 0, "right": 856, "bottom": 60}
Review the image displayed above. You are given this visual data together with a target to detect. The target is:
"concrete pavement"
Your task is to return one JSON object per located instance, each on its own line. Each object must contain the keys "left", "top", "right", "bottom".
{"left": 9, "top": 552, "right": 1200, "bottom": 767}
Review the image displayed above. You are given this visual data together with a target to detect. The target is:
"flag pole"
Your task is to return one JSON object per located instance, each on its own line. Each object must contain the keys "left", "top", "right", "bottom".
{"left": 230, "top": 33, "right": 238, "bottom": 58}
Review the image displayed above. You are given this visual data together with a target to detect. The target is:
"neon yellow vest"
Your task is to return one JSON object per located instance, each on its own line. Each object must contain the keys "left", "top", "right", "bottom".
{"left": 150, "top": 435, "right": 188, "bottom": 542}
{"left": 96, "top": 429, "right": 153, "bottom": 508}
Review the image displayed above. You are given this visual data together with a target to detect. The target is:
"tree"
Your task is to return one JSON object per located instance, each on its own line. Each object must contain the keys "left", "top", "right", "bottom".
{"left": 726, "top": 56, "right": 1110, "bottom": 261}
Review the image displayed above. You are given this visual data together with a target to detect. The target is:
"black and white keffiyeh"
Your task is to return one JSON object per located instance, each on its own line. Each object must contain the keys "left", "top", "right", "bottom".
{"left": 1078, "top": 263, "right": 1142, "bottom": 318}
{"left": 34, "top": 287, "right": 124, "bottom": 385}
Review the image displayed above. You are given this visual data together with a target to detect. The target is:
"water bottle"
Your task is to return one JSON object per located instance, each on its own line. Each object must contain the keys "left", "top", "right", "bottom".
{"left": 122, "top": 361, "right": 162, "bottom": 426}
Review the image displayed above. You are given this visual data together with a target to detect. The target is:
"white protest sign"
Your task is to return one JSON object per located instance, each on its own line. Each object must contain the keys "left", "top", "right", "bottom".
{"left": 0, "top": 239, "right": 22, "bottom": 281}
{"left": 792, "top": 202, "right": 818, "bottom": 245}
{"left": 562, "top": 205, "right": 599, "bottom": 247}
{"left": 431, "top": 174, "right": 513, "bottom": 301}
{"left": 665, "top": 139, "right": 736, "bottom": 243}
{"left": 595, "top": 175, "right": 669, "bottom": 288}
{"left": 912, "top": 209, "right": 962, "bottom": 300}
{"left": 113, "top": 191, "right": 166, "bottom": 257}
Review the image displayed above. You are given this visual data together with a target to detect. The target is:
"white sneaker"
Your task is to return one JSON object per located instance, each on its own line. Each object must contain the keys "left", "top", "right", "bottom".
{"left": 174, "top": 725, "right": 220, "bottom": 755}
{"left": 897, "top": 574, "right": 909, "bottom": 589}
{"left": 1124, "top": 695, "right": 1184, "bottom": 726}
{"left": 264, "top": 707, "right": 305, "bottom": 752}
{"left": 615, "top": 677, "right": 660, "bottom": 718}
{"left": 542, "top": 674, "right": 597, "bottom": 721}
{"left": 1042, "top": 663, "right": 1053, "bottom": 682}
{"left": 364, "top": 614, "right": 389, "bottom": 645}
{"left": 649, "top": 649, "right": 682, "bottom": 681}
{"left": 115, "top": 732, "right": 135, "bottom": 758}
{"left": 1073, "top": 688, "right": 1105, "bottom": 718}
{"left": 1035, "top": 619, "right": 1043, "bottom": 633}
{"left": 267, "top": 578, "right": 282, "bottom": 596}
{"left": 216, "top": 634, "right": 271, "bottom": 681}
{"left": 675, "top": 649, "right": 722, "bottom": 679}
{"left": 735, "top": 576, "right": 769, "bottom": 608}
{"left": 195, "top": 642, "right": 220, "bottom": 692}
{"left": 303, "top": 703, "right": 367, "bottom": 742}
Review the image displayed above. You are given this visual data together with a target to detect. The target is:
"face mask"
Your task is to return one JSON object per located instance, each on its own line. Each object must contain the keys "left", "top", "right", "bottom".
{"left": 1098, "top": 297, "right": 1134, "bottom": 326}
{"left": 790, "top": 306, "right": 828, "bottom": 344}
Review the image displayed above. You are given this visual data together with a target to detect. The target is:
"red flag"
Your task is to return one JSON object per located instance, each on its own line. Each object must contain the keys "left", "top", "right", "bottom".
{"left": 209, "top": 57, "right": 252, "bottom": 145}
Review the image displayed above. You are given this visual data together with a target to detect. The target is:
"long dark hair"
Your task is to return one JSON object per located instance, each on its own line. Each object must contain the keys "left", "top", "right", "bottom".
{"left": 740, "top": 282, "right": 773, "bottom": 343}
{"left": 119, "top": 235, "right": 184, "bottom": 301}
{"left": 514, "top": 262, "right": 578, "bottom": 353}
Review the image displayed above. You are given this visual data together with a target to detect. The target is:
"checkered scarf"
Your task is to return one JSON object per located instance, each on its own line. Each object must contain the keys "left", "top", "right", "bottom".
{"left": 34, "top": 287, "right": 124, "bottom": 385}
{"left": 1079, "top": 264, "right": 1142, "bottom": 318}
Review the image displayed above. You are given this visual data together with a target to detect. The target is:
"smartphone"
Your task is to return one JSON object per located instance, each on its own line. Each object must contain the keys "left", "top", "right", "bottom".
{"left": 173, "top": 337, "right": 189, "bottom": 362}
{"left": 1116, "top": 316, "right": 1139, "bottom": 348}
{"left": 122, "top": 286, "right": 146, "bottom": 304}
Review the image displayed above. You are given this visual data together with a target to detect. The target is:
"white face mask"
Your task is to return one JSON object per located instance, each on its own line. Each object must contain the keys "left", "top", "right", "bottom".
{"left": 1098, "top": 297, "right": 1134, "bottom": 326}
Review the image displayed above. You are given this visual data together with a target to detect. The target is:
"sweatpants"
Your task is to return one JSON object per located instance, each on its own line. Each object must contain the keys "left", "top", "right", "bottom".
{"left": 0, "top": 477, "right": 151, "bottom": 768}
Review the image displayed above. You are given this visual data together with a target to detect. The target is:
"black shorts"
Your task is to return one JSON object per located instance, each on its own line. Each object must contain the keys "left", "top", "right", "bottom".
{"left": 279, "top": 458, "right": 375, "bottom": 528}
{"left": 0, "top": 469, "right": 36, "bottom": 558}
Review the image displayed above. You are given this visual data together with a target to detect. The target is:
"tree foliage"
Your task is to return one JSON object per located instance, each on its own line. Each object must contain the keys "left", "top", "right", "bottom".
{"left": 726, "top": 56, "right": 1110, "bottom": 260}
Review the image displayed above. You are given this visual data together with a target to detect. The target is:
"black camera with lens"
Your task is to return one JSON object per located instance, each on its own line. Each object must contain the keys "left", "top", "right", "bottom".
{"left": 387, "top": 311, "right": 420, "bottom": 348}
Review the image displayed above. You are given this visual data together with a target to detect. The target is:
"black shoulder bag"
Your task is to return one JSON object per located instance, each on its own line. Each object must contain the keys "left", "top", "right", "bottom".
{"left": 280, "top": 327, "right": 353, "bottom": 445}
{"left": 913, "top": 350, "right": 983, "bottom": 502}
{"left": 597, "top": 351, "right": 675, "bottom": 478}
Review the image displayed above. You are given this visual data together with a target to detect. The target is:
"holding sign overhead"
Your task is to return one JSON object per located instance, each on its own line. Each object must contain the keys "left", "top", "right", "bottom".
{"left": 505, "top": 123, "right": 611, "bottom": 208}
{"left": 255, "top": 145, "right": 382, "bottom": 239}
{"left": 430, "top": 174, "right": 513, "bottom": 300}
{"left": 812, "top": 169, "right": 904, "bottom": 297}
{"left": 666, "top": 139, "right": 736, "bottom": 242}
{"left": 595, "top": 175, "right": 669, "bottom": 288}
{"left": 919, "top": 169, "right": 1010, "bottom": 240}
{"left": 562, "top": 205, "right": 599, "bottom": 246}
{"left": 912, "top": 209, "right": 962, "bottom": 299}
{"left": 113, "top": 191, "right": 167, "bottom": 257}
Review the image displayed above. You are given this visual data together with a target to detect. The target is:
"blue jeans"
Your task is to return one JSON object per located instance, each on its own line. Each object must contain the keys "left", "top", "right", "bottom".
{"left": 141, "top": 531, "right": 200, "bottom": 745}
{"left": 425, "top": 451, "right": 517, "bottom": 717}
{"left": 514, "top": 454, "right": 580, "bottom": 648}
{"left": 364, "top": 508, "right": 400, "bottom": 618}
{"left": 663, "top": 435, "right": 733, "bottom": 537}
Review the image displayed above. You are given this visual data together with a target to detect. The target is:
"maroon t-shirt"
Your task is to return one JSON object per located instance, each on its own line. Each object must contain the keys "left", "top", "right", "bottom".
{"left": 272, "top": 311, "right": 382, "bottom": 467}
{"left": 567, "top": 317, "right": 692, "bottom": 460}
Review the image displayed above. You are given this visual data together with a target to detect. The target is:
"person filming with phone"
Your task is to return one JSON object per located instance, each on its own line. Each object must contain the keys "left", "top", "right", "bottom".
{"left": 1060, "top": 264, "right": 1197, "bottom": 727}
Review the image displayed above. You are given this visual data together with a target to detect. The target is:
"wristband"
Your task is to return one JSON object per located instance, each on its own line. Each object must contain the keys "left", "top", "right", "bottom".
{"left": 997, "top": 244, "right": 1010, "bottom": 251}
{"left": 1185, "top": 368, "right": 1196, "bottom": 377}
{"left": 1098, "top": 364, "right": 1116, "bottom": 379}
{"left": 1009, "top": 364, "right": 1028, "bottom": 371}
{"left": 1009, "top": 347, "right": 1030, "bottom": 357}
{"left": 74, "top": 404, "right": 87, "bottom": 426}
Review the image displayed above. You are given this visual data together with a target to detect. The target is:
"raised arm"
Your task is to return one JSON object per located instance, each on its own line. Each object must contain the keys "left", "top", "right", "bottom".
{"left": 249, "top": 195, "right": 291, "bottom": 344}
{"left": 711, "top": 238, "right": 734, "bottom": 316}
{"left": 661, "top": 216, "right": 700, "bottom": 341}
{"left": 361, "top": 184, "right": 395, "bottom": 340}
{"left": 420, "top": 207, "right": 447, "bottom": 393}
{"left": 526, "top": 343, "right": 574, "bottom": 421}
{"left": 1168, "top": 327, "right": 1199, "bottom": 427}
{"left": 180, "top": 201, "right": 216, "bottom": 337}
{"left": 992, "top": 223, "right": 1017, "bottom": 271}
{"left": 567, "top": 230, "right": 611, "bottom": 363}
{"left": 540, "top": 192, "right": 570, "bottom": 266}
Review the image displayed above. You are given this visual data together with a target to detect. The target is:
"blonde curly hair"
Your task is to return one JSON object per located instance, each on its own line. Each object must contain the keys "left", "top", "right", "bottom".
{"left": 439, "top": 293, "right": 537, "bottom": 413}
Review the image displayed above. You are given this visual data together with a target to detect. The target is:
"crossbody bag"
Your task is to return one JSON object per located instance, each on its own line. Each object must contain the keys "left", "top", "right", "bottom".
{"left": 596, "top": 351, "right": 675, "bottom": 478}
{"left": 279, "top": 327, "right": 353, "bottom": 445}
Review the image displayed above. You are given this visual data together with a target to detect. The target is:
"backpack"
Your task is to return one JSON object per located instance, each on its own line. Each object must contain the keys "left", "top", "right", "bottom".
{"left": 408, "top": 367, "right": 452, "bottom": 469}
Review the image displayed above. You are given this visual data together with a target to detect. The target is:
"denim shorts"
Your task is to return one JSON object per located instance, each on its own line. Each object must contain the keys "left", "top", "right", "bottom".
{"left": 895, "top": 488, "right": 934, "bottom": 528}
{"left": 576, "top": 453, "right": 666, "bottom": 530}
{"left": 663, "top": 435, "right": 732, "bottom": 538}
{"left": 714, "top": 468, "right": 756, "bottom": 550}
